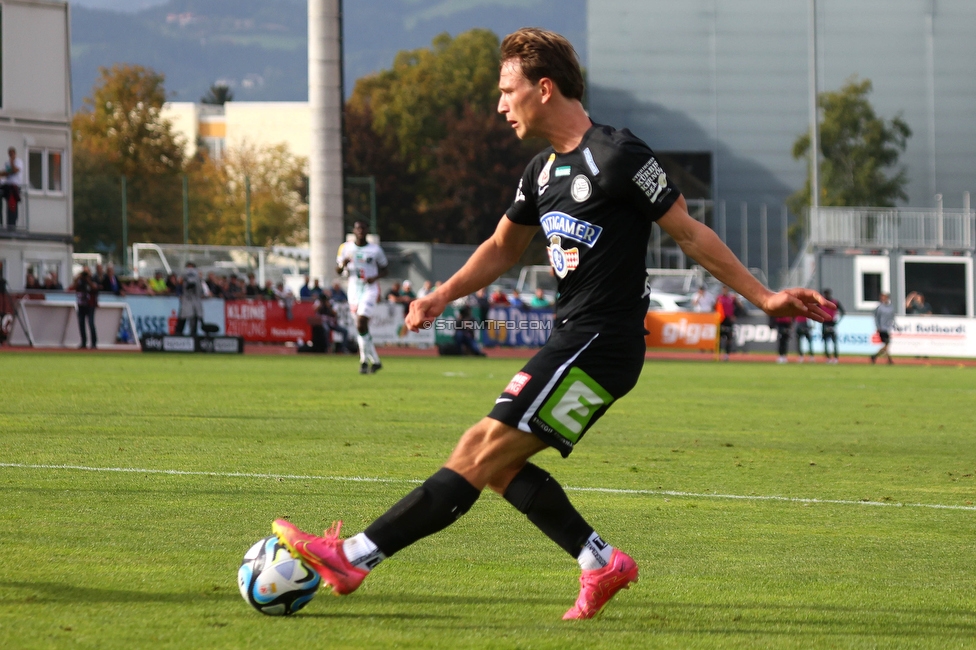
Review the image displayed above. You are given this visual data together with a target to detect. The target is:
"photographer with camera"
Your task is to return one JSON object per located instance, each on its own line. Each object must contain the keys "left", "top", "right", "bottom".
{"left": 70, "top": 267, "right": 99, "bottom": 349}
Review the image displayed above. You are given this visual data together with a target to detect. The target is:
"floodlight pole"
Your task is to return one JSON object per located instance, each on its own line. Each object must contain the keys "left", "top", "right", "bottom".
{"left": 308, "top": 0, "right": 345, "bottom": 284}
{"left": 121, "top": 175, "right": 128, "bottom": 274}
{"left": 245, "top": 175, "right": 252, "bottom": 249}
{"left": 808, "top": 0, "right": 821, "bottom": 213}
{"left": 182, "top": 173, "right": 189, "bottom": 246}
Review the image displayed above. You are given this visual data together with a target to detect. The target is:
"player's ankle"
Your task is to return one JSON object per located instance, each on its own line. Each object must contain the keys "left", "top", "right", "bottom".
{"left": 577, "top": 532, "right": 614, "bottom": 571}
{"left": 342, "top": 533, "right": 386, "bottom": 572}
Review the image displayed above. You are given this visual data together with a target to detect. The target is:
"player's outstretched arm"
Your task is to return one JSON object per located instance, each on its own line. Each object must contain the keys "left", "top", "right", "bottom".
{"left": 657, "top": 196, "right": 833, "bottom": 322}
{"left": 404, "top": 216, "right": 538, "bottom": 331}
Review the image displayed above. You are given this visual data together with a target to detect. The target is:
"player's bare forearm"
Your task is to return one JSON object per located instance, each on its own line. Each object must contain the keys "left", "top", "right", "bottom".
{"left": 405, "top": 216, "right": 536, "bottom": 330}
{"left": 657, "top": 197, "right": 833, "bottom": 321}
{"left": 658, "top": 198, "right": 770, "bottom": 306}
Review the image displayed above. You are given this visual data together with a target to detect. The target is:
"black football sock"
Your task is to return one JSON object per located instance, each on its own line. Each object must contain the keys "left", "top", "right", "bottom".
{"left": 503, "top": 462, "right": 594, "bottom": 558}
{"left": 364, "top": 467, "right": 481, "bottom": 557}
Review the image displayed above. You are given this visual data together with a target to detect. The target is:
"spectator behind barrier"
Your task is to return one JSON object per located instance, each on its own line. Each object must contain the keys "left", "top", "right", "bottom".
{"left": 101, "top": 264, "right": 123, "bottom": 296}
{"left": 148, "top": 271, "right": 167, "bottom": 294}
{"left": 245, "top": 273, "right": 261, "bottom": 297}
{"left": 416, "top": 280, "right": 433, "bottom": 299}
{"left": 385, "top": 281, "right": 402, "bottom": 303}
{"left": 528, "top": 287, "right": 550, "bottom": 309}
{"left": 44, "top": 271, "right": 63, "bottom": 290}
{"left": 906, "top": 291, "right": 932, "bottom": 315}
{"left": 330, "top": 281, "right": 347, "bottom": 303}
{"left": 399, "top": 280, "right": 416, "bottom": 306}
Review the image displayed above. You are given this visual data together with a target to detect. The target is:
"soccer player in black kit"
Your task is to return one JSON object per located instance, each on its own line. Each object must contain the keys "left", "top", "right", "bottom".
{"left": 274, "top": 27, "right": 832, "bottom": 620}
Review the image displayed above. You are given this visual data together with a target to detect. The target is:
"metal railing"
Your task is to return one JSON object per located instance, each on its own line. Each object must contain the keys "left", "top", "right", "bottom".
{"left": 809, "top": 207, "right": 976, "bottom": 250}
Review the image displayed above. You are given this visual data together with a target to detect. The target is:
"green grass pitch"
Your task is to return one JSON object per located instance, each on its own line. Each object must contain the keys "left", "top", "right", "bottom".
{"left": 1, "top": 352, "right": 975, "bottom": 649}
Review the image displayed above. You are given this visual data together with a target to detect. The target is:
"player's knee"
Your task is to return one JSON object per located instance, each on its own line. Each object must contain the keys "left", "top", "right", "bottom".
{"left": 486, "top": 461, "right": 530, "bottom": 496}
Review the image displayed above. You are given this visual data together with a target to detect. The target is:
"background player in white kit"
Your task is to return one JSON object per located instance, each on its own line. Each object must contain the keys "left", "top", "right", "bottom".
{"left": 336, "top": 220, "right": 388, "bottom": 374}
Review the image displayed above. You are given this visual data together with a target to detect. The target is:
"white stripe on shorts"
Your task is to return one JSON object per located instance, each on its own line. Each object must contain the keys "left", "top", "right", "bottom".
{"left": 516, "top": 332, "right": 600, "bottom": 433}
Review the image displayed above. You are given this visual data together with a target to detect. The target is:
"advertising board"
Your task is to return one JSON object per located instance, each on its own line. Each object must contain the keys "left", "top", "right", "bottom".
{"left": 644, "top": 312, "right": 719, "bottom": 351}
{"left": 225, "top": 300, "right": 316, "bottom": 343}
{"left": 889, "top": 316, "right": 976, "bottom": 358}
{"left": 140, "top": 334, "right": 244, "bottom": 354}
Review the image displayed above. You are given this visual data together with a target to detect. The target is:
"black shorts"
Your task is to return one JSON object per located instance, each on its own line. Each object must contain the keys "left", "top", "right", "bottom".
{"left": 879, "top": 331, "right": 890, "bottom": 344}
{"left": 487, "top": 329, "right": 646, "bottom": 458}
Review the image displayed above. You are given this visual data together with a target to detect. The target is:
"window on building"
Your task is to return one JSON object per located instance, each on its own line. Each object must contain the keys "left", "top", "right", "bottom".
{"left": 863, "top": 273, "right": 882, "bottom": 301}
{"left": 27, "top": 148, "right": 65, "bottom": 194}
{"left": 901, "top": 257, "right": 972, "bottom": 317}
{"left": 28, "top": 150, "right": 43, "bottom": 190}
{"left": 25, "top": 259, "right": 63, "bottom": 290}
{"left": 854, "top": 255, "right": 890, "bottom": 311}
{"left": 48, "top": 151, "right": 62, "bottom": 192}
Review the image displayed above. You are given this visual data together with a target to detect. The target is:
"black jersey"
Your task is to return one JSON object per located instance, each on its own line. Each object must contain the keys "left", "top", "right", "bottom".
{"left": 506, "top": 123, "right": 680, "bottom": 334}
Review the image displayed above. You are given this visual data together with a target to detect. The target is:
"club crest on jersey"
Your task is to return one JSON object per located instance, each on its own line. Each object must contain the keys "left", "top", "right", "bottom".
{"left": 540, "top": 211, "right": 602, "bottom": 248}
{"left": 547, "top": 236, "right": 580, "bottom": 279}
{"left": 537, "top": 153, "right": 556, "bottom": 189}
{"left": 571, "top": 174, "right": 591, "bottom": 202}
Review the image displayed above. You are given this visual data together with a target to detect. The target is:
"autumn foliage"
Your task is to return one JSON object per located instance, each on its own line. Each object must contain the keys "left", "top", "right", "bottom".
{"left": 72, "top": 64, "right": 307, "bottom": 255}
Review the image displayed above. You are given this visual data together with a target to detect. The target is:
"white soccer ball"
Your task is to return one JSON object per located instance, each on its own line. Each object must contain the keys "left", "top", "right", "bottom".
{"left": 238, "top": 536, "right": 321, "bottom": 616}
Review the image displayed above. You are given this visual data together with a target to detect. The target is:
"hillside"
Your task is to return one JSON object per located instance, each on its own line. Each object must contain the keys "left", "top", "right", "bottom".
{"left": 70, "top": 0, "right": 586, "bottom": 108}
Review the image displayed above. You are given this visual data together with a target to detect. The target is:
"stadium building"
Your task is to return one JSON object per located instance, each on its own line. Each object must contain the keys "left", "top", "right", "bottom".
{"left": 0, "top": 0, "right": 73, "bottom": 292}
{"left": 587, "top": 0, "right": 976, "bottom": 301}
{"left": 163, "top": 101, "right": 312, "bottom": 162}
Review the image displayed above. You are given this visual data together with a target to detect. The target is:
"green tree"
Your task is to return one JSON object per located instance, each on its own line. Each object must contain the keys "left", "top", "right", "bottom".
{"left": 351, "top": 29, "right": 503, "bottom": 173}
{"left": 343, "top": 102, "right": 420, "bottom": 241}
{"left": 345, "top": 29, "right": 533, "bottom": 245}
{"left": 73, "top": 64, "right": 186, "bottom": 254}
{"left": 789, "top": 77, "right": 912, "bottom": 220}
{"left": 201, "top": 83, "right": 234, "bottom": 105}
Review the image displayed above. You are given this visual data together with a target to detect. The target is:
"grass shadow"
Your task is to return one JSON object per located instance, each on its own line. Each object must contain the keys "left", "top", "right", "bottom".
{"left": 0, "top": 581, "right": 239, "bottom": 605}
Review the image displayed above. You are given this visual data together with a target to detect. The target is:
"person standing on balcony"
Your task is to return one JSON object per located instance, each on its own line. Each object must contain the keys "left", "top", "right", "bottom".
{"left": 0, "top": 147, "right": 23, "bottom": 230}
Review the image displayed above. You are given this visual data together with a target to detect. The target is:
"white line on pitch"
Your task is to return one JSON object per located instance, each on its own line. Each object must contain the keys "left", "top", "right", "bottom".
{"left": 0, "top": 462, "right": 422, "bottom": 485}
{"left": 2, "top": 462, "right": 975, "bottom": 512}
